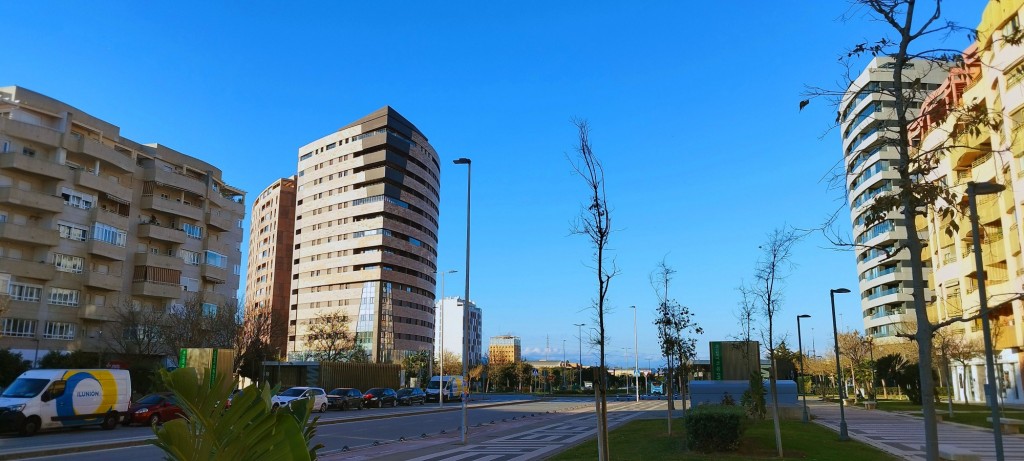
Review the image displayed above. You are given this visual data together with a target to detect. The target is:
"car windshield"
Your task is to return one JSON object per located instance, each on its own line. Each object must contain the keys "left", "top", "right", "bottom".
{"left": 136, "top": 394, "right": 165, "bottom": 405}
{"left": 279, "top": 388, "right": 306, "bottom": 397}
{"left": 0, "top": 378, "right": 49, "bottom": 398}
{"left": 366, "top": 388, "right": 382, "bottom": 395}
{"left": 328, "top": 389, "right": 345, "bottom": 395}
{"left": 397, "top": 389, "right": 411, "bottom": 396}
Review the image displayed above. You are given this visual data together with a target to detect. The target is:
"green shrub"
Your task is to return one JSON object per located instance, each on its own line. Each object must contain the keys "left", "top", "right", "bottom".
{"left": 683, "top": 404, "right": 748, "bottom": 452}
{"left": 740, "top": 372, "right": 766, "bottom": 420}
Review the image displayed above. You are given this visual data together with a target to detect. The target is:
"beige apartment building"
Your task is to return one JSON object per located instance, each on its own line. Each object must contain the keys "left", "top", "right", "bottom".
{"left": 288, "top": 107, "right": 440, "bottom": 363}
{"left": 0, "top": 86, "right": 245, "bottom": 365}
{"left": 244, "top": 177, "right": 296, "bottom": 357}
{"left": 489, "top": 335, "right": 521, "bottom": 365}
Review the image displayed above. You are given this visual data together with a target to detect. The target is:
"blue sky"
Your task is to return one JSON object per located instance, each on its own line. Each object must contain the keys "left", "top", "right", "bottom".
{"left": 4, "top": 1, "right": 986, "bottom": 368}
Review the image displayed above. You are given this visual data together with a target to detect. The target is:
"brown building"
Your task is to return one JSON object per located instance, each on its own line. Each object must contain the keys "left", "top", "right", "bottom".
{"left": 244, "top": 177, "right": 296, "bottom": 356}
{"left": 489, "top": 335, "right": 521, "bottom": 365}
{"left": 0, "top": 86, "right": 245, "bottom": 365}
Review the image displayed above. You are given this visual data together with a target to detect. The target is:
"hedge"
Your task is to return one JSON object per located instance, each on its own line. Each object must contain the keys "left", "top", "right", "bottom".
{"left": 683, "top": 404, "right": 748, "bottom": 452}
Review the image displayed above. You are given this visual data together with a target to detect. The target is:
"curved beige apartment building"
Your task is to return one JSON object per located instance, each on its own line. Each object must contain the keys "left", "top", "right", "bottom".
{"left": 841, "top": 58, "right": 946, "bottom": 343}
{"left": 244, "top": 177, "right": 296, "bottom": 357}
{"left": 289, "top": 107, "right": 439, "bottom": 363}
{"left": 0, "top": 86, "right": 245, "bottom": 365}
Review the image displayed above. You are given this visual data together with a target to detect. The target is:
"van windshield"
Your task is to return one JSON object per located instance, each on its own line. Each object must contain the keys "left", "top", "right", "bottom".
{"left": 0, "top": 378, "right": 49, "bottom": 398}
{"left": 426, "top": 380, "right": 447, "bottom": 390}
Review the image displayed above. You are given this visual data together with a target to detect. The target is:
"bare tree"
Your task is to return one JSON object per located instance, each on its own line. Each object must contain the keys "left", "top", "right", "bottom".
{"left": 652, "top": 259, "right": 704, "bottom": 437}
{"left": 750, "top": 227, "right": 800, "bottom": 458}
{"left": 160, "top": 293, "right": 239, "bottom": 355}
{"left": 305, "top": 311, "right": 356, "bottom": 362}
{"left": 651, "top": 260, "right": 677, "bottom": 426}
{"left": 104, "top": 296, "right": 166, "bottom": 357}
{"left": 234, "top": 304, "right": 279, "bottom": 380}
{"left": 568, "top": 119, "right": 616, "bottom": 461}
{"left": 837, "top": 330, "right": 873, "bottom": 397}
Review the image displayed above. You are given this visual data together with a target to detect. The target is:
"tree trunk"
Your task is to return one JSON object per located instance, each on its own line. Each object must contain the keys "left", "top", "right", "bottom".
{"left": 769, "top": 346, "right": 783, "bottom": 457}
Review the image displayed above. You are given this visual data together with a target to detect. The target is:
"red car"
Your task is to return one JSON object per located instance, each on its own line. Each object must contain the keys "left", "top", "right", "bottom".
{"left": 123, "top": 392, "right": 185, "bottom": 426}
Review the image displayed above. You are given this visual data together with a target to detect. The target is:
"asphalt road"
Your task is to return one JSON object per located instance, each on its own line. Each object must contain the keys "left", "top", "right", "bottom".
{"left": 2, "top": 396, "right": 594, "bottom": 461}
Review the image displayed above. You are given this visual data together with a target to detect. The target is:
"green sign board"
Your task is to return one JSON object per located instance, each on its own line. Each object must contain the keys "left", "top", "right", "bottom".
{"left": 210, "top": 349, "right": 218, "bottom": 387}
{"left": 178, "top": 349, "right": 188, "bottom": 369}
{"left": 710, "top": 342, "right": 724, "bottom": 380}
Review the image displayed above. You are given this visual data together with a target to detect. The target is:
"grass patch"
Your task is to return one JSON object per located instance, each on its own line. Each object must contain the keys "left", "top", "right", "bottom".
{"left": 550, "top": 418, "right": 900, "bottom": 460}
{"left": 874, "top": 400, "right": 1024, "bottom": 429}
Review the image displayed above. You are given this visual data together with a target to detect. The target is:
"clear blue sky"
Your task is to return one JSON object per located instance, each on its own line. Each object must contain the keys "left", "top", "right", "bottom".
{"left": 4, "top": 1, "right": 985, "bottom": 369}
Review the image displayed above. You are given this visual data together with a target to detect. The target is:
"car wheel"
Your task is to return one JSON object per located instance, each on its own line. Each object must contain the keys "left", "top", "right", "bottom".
{"left": 391, "top": 400, "right": 397, "bottom": 408}
{"left": 148, "top": 414, "right": 161, "bottom": 427}
{"left": 320, "top": 403, "right": 327, "bottom": 413}
{"left": 20, "top": 416, "right": 40, "bottom": 436}
{"left": 358, "top": 402, "right": 364, "bottom": 410}
{"left": 102, "top": 412, "right": 119, "bottom": 430}
{"left": 341, "top": 401, "right": 348, "bottom": 411}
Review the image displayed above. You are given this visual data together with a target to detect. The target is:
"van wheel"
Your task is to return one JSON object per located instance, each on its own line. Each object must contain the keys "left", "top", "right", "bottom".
{"left": 102, "top": 412, "right": 119, "bottom": 430}
{"left": 20, "top": 416, "right": 40, "bottom": 436}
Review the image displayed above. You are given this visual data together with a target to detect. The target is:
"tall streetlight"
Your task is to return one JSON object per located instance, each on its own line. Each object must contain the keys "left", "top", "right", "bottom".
{"left": 574, "top": 323, "right": 586, "bottom": 388}
{"left": 436, "top": 269, "right": 457, "bottom": 408}
{"left": 967, "top": 180, "right": 1006, "bottom": 461}
{"left": 796, "top": 314, "right": 811, "bottom": 423}
{"left": 830, "top": 288, "right": 851, "bottom": 441}
{"left": 630, "top": 305, "right": 639, "bottom": 402}
{"left": 562, "top": 339, "right": 567, "bottom": 388}
{"left": 453, "top": 157, "right": 472, "bottom": 445}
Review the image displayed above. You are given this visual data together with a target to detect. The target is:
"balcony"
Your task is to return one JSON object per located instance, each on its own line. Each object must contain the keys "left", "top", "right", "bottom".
{"left": 143, "top": 168, "right": 207, "bottom": 196}
{"left": 0, "top": 222, "right": 58, "bottom": 246}
{"left": 78, "top": 303, "right": 117, "bottom": 322}
{"left": 132, "top": 281, "right": 182, "bottom": 299}
{"left": 140, "top": 195, "right": 204, "bottom": 221}
{"left": 134, "top": 252, "right": 184, "bottom": 271}
{"left": 138, "top": 223, "right": 186, "bottom": 244}
{"left": 0, "top": 187, "right": 64, "bottom": 214}
{"left": 209, "top": 193, "right": 244, "bottom": 215}
{"left": 74, "top": 170, "right": 131, "bottom": 202}
{"left": 0, "top": 118, "right": 61, "bottom": 147}
{"left": 201, "top": 264, "right": 228, "bottom": 283}
{"left": 0, "top": 256, "right": 57, "bottom": 280}
{"left": 0, "top": 152, "right": 68, "bottom": 179}
{"left": 206, "top": 210, "right": 235, "bottom": 232}
{"left": 87, "top": 239, "right": 127, "bottom": 261}
{"left": 84, "top": 271, "right": 122, "bottom": 291}
{"left": 79, "top": 138, "right": 135, "bottom": 172}
{"left": 90, "top": 207, "right": 130, "bottom": 230}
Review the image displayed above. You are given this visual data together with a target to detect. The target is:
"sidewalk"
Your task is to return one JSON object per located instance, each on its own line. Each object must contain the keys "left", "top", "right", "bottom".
{"left": 810, "top": 400, "right": 1024, "bottom": 460}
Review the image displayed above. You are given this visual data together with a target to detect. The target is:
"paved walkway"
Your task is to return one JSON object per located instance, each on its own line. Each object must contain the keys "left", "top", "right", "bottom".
{"left": 810, "top": 400, "right": 1024, "bottom": 460}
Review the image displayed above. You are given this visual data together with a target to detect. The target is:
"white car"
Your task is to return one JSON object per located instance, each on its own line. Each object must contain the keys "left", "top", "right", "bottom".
{"left": 271, "top": 387, "right": 329, "bottom": 413}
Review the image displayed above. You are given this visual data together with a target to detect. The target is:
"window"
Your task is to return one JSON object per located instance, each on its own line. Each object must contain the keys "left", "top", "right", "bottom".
{"left": 182, "top": 223, "right": 202, "bottom": 239}
{"left": 1, "top": 318, "right": 35, "bottom": 337}
{"left": 181, "top": 277, "right": 199, "bottom": 292}
{"left": 43, "top": 321, "right": 76, "bottom": 340}
{"left": 237, "top": 219, "right": 243, "bottom": 229}
{"left": 48, "top": 288, "right": 80, "bottom": 307}
{"left": 92, "top": 223, "right": 127, "bottom": 247}
{"left": 202, "top": 303, "right": 218, "bottom": 317}
{"left": 180, "top": 249, "right": 201, "bottom": 266}
{"left": 233, "top": 264, "right": 241, "bottom": 275}
{"left": 58, "top": 222, "right": 88, "bottom": 241}
{"left": 9, "top": 282, "right": 41, "bottom": 301}
{"left": 54, "top": 253, "right": 84, "bottom": 273}
{"left": 60, "top": 188, "right": 94, "bottom": 210}
{"left": 205, "top": 251, "right": 227, "bottom": 268}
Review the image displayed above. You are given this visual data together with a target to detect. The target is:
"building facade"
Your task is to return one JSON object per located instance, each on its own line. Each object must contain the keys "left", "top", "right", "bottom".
{"left": 840, "top": 58, "right": 947, "bottom": 343}
{"left": 436, "top": 296, "right": 482, "bottom": 367}
{"left": 913, "top": 0, "right": 1024, "bottom": 405}
{"left": 289, "top": 107, "right": 440, "bottom": 363}
{"left": 0, "top": 86, "right": 245, "bottom": 365}
{"left": 489, "top": 335, "right": 521, "bottom": 365}
{"left": 244, "top": 177, "right": 296, "bottom": 357}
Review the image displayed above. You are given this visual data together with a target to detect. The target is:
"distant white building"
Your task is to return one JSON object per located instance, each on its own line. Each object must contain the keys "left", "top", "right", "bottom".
{"left": 435, "top": 297, "right": 482, "bottom": 366}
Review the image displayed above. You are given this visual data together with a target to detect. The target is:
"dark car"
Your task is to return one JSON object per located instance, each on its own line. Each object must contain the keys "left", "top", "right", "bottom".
{"left": 396, "top": 388, "right": 425, "bottom": 406}
{"left": 362, "top": 388, "right": 397, "bottom": 408}
{"left": 327, "top": 388, "right": 364, "bottom": 410}
{"left": 123, "top": 392, "right": 184, "bottom": 426}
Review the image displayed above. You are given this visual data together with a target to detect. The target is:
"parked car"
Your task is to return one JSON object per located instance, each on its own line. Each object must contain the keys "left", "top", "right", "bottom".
{"left": 225, "top": 388, "right": 244, "bottom": 409}
{"left": 271, "top": 387, "right": 329, "bottom": 413}
{"left": 123, "top": 392, "right": 184, "bottom": 426}
{"left": 362, "top": 388, "right": 397, "bottom": 408}
{"left": 327, "top": 388, "right": 364, "bottom": 410}
{"left": 396, "top": 388, "right": 426, "bottom": 406}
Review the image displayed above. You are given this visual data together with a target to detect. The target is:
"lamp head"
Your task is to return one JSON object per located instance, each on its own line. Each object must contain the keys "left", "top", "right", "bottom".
{"left": 831, "top": 288, "right": 851, "bottom": 294}
{"left": 968, "top": 181, "right": 1005, "bottom": 196}
{"left": 453, "top": 158, "right": 472, "bottom": 165}
{"left": 798, "top": 314, "right": 811, "bottom": 319}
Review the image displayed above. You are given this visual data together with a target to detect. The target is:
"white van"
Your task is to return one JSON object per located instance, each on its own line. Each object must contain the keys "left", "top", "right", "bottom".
{"left": 425, "top": 375, "right": 464, "bottom": 402}
{"left": 0, "top": 369, "right": 131, "bottom": 435}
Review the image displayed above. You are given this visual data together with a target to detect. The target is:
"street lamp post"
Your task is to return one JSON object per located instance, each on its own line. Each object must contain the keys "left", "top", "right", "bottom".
{"left": 562, "top": 339, "right": 567, "bottom": 388}
{"left": 574, "top": 323, "right": 585, "bottom": 388}
{"left": 453, "top": 157, "right": 472, "bottom": 445}
{"left": 797, "top": 314, "right": 811, "bottom": 423}
{"left": 830, "top": 288, "right": 851, "bottom": 441}
{"left": 967, "top": 180, "right": 1006, "bottom": 461}
{"left": 437, "top": 269, "right": 457, "bottom": 408}
{"left": 631, "top": 305, "right": 639, "bottom": 402}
